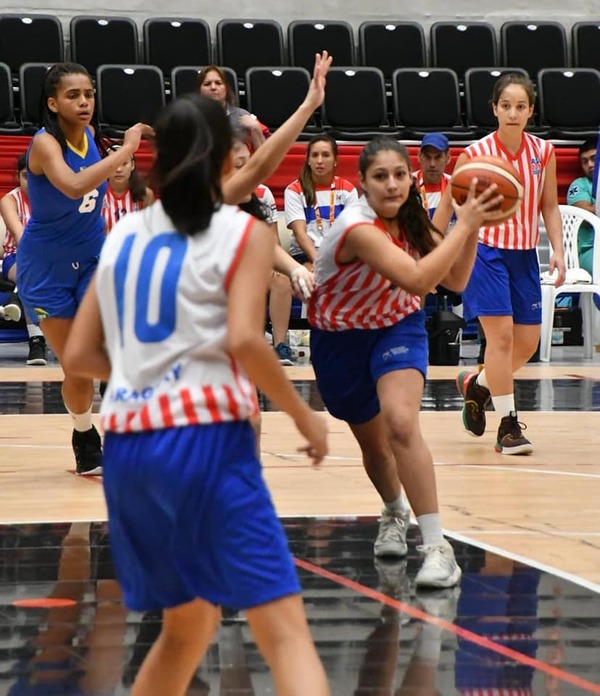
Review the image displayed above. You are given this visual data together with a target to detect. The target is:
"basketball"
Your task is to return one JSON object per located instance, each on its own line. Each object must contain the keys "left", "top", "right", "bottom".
{"left": 450, "top": 155, "right": 524, "bottom": 223}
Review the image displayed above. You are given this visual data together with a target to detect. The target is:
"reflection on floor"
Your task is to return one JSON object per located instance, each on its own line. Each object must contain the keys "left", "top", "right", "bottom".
{"left": 1, "top": 377, "right": 600, "bottom": 416}
{"left": 1, "top": 518, "right": 599, "bottom": 695}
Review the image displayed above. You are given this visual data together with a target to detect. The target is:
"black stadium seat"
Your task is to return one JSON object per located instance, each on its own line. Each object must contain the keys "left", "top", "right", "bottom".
{"left": 144, "top": 18, "right": 211, "bottom": 77}
{"left": 70, "top": 16, "right": 139, "bottom": 76}
{"left": 431, "top": 22, "right": 498, "bottom": 80}
{"left": 0, "top": 14, "right": 63, "bottom": 76}
{"left": 288, "top": 20, "right": 355, "bottom": 73}
{"left": 359, "top": 21, "right": 426, "bottom": 79}
{"left": 217, "top": 20, "right": 285, "bottom": 80}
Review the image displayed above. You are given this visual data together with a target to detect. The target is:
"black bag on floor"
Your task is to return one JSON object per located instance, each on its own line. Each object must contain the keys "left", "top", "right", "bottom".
{"left": 426, "top": 310, "right": 465, "bottom": 365}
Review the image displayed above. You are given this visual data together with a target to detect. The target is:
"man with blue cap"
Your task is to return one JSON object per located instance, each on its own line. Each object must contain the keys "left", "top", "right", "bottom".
{"left": 413, "top": 133, "right": 451, "bottom": 220}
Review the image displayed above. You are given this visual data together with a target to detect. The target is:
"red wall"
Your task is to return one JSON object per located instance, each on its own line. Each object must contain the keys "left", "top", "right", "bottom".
{"left": 0, "top": 136, "right": 582, "bottom": 208}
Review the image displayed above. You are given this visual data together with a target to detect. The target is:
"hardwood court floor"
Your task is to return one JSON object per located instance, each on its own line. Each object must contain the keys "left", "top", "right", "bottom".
{"left": 1, "top": 361, "right": 599, "bottom": 587}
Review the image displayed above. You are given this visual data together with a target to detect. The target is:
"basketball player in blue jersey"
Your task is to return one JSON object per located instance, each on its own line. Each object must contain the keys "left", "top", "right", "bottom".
{"left": 62, "top": 57, "right": 333, "bottom": 695}
{"left": 16, "top": 62, "right": 150, "bottom": 475}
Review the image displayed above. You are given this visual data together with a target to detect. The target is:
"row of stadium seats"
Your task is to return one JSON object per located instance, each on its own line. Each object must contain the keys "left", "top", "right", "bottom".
{"left": 1, "top": 62, "right": 598, "bottom": 141}
{"left": 1, "top": 15, "right": 600, "bottom": 84}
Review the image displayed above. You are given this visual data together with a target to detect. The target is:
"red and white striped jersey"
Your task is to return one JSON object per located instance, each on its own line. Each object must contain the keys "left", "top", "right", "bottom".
{"left": 97, "top": 201, "right": 259, "bottom": 433}
{"left": 308, "top": 197, "right": 421, "bottom": 331}
{"left": 2, "top": 186, "right": 30, "bottom": 256}
{"left": 102, "top": 187, "right": 142, "bottom": 233}
{"left": 284, "top": 176, "right": 358, "bottom": 256}
{"left": 465, "top": 132, "right": 554, "bottom": 249}
{"left": 255, "top": 183, "right": 278, "bottom": 225}
{"left": 413, "top": 170, "right": 451, "bottom": 220}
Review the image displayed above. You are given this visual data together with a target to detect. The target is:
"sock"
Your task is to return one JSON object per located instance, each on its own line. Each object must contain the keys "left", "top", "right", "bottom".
{"left": 384, "top": 493, "right": 410, "bottom": 515}
{"left": 27, "top": 324, "right": 43, "bottom": 338}
{"left": 68, "top": 405, "right": 93, "bottom": 433}
{"left": 492, "top": 394, "right": 515, "bottom": 419}
{"left": 476, "top": 369, "right": 489, "bottom": 391}
{"left": 417, "top": 512, "right": 444, "bottom": 546}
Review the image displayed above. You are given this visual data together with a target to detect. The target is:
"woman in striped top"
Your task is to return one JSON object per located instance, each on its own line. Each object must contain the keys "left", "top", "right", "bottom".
{"left": 308, "top": 136, "right": 500, "bottom": 588}
{"left": 433, "top": 73, "right": 566, "bottom": 456}
{"left": 102, "top": 145, "right": 154, "bottom": 233}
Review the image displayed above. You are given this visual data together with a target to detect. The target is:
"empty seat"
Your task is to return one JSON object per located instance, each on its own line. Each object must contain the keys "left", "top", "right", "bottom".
{"left": 288, "top": 21, "right": 355, "bottom": 72}
{"left": 392, "top": 68, "right": 476, "bottom": 139}
{"left": 431, "top": 22, "right": 498, "bottom": 80}
{"left": 70, "top": 16, "right": 139, "bottom": 75}
{"left": 464, "top": 67, "right": 529, "bottom": 134}
{"left": 245, "top": 67, "right": 317, "bottom": 132}
{"left": 538, "top": 68, "right": 600, "bottom": 139}
{"left": 501, "top": 22, "right": 568, "bottom": 79}
{"left": 170, "top": 65, "right": 238, "bottom": 101}
{"left": 19, "top": 63, "right": 52, "bottom": 131}
{"left": 96, "top": 65, "right": 165, "bottom": 135}
{"left": 217, "top": 20, "right": 284, "bottom": 79}
{"left": 572, "top": 22, "right": 600, "bottom": 70}
{"left": 358, "top": 21, "right": 426, "bottom": 78}
{"left": 144, "top": 18, "right": 211, "bottom": 76}
{"left": 0, "top": 14, "right": 63, "bottom": 75}
{"left": 322, "top": 67, "right": 398, "bottom": 140}
{"left": 0, "top": 62, "right": 21, "bottom": 133}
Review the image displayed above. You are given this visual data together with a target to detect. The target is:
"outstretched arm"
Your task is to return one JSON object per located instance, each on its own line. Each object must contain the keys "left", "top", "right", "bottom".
{"left": 223, "top": 52, "right": 332, "bottom": 205}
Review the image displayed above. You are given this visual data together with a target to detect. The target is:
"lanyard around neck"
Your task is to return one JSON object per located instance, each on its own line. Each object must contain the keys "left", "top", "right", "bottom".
{"left": 313, "top": 181, "right": 336, "bottom": 231}
{"left": 418, "top": 175, "right": 447, "bottom": 216}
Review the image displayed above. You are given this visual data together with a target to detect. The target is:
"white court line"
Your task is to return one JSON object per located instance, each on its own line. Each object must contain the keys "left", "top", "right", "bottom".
{"left": 453, "top": 530, "right": 600, "bottom": 537}
{"left": 264, "top": 452, "right": 600, "bottom": 479}
{"left": 281, "top": 513, "right": 600, "bottom": 595}
{"left": 446, "top": 529, "right": 600, "bottom": 595}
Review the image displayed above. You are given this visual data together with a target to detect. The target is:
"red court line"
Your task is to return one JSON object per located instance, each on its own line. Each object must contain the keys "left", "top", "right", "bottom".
{"left": 295, "top": 557, "right": 600, "bottom": 695}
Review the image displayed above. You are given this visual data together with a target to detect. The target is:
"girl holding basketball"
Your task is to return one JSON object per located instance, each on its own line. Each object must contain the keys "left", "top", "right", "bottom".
{"left": 308, "top": 136, "right": 500, "bottom": 587}
{"left": 433, "top": 73, "right": 565, "bottom": 455}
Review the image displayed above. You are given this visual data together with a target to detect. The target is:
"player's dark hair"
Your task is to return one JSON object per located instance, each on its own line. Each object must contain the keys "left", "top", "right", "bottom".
{"left": 16, "top": 153, "right": 27, "bottom": 173}
{"left": 107, "top": 145, "right": 147, "bottom": 203}
{"left": 299, "top": 134, "right": 338, "bottom": 208}
{"left": 151, "top": 93, "right": 232, "bottom": 236}
{"left": 578, "top": 138, "right": 597, "bottom": 156}
{"left": 491, "top": 73, "right": 536, "bottom": 107}
{"left": 40, "top": 62, "right": 107, "bottom": 155}
{"left": 359, "top": 137, "right": 441, "bottom": 256}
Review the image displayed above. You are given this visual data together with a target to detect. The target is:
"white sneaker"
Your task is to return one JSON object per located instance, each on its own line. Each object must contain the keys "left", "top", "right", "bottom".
{"left": 375, "top": 558, "right": 410, "bottom": 624}
{"left": 0, "top": 303, "right": 21, "bottom": 322}
{"left": 415, "top": 539, "right": 461, "bottom": 589}
{"left": 374, "top": 508, "right": 409, "bottom": 557}
{"left": 416, "top": 586, "right": 461, "bottom": 621}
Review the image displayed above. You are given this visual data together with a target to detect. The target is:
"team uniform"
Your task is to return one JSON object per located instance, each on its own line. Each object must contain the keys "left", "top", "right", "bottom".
{"left": 255, "top": 183, "right": 278, "bottom": 225}
{"left": 1, "top": 187, "right": 30, "bottom": 281}
{"left": 566, "top": 175, "right": 595, "bottom": 275}
{"left": 102, "top": 185, "right": 143, "bottom": 233}
{"left": 284, "top": 176, "right": 358, "bottom": 263}
{"left": 16, "top": 127, "right": 107, "bottom": 322}
{"left": 413, "top": 170, "right": 452, "bottom": 220}
{"left": 96, "top": 201, "right": 300, "bottom": 612}
{"left": 460, "top": 131, "right": 554, "bottom": 324}
{"left": 308, "top": 196, "right": 426, "bottom": 424}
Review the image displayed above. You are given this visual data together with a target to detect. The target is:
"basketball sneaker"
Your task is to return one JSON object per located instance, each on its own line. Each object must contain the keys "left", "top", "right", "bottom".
{"left": 374, "top": 508, "right": 410, "bottom": 557}
{"left": 375, "top": 557, "right": 410, "bottom": 624}
{"left": 415, "top": 539, "right": 462, "bottom": 589}
{"left": 72, "top": 425, "right": 103, "bottom": 476}
{"left": 456, "top": 370, "right": 490, "bottom": 437}
{"left": 26, "top": 336, "right": 47, "bottom": 366}
{"left": 495, "top": 411, "right": 533, "bottom": 455}
{"left": 274, "top": 342, "right": 296, "bottom": 366}
{"left": 416, "top": 585, "right": 461, "bottom": 622}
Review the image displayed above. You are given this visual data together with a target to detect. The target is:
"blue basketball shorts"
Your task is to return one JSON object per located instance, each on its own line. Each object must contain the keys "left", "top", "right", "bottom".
{"left": 310, "top": 310, "right": 428, "bottom": 425}
{"left": 1, "top": 252, "right": 16, "bottom": 281}
{"left": 102, "top": 421, "right": 300, "bottom": 612}
{"left": 15, "top": 254, "right": 99, "bottom": 321}
{"left": 462, "top": 244, "right": 541, "bottom": 325}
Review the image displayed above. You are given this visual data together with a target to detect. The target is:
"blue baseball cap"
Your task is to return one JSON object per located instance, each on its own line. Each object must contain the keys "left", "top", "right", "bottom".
{"left": 420, "top": 133, "right": 449, "bottom": 151}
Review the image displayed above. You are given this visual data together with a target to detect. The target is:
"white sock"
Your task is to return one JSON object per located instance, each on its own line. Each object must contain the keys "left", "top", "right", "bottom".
{"left": 476, "top": 369, "right": 489, "bottom": 391}
{"left": 492, "top": 394, "right": 515, "bottom": 419}
{"left": 67, "top": 405, "right": 93, "bottom": 433}
{"left": 384, "top": 493, "right": 411, "bottom": 515}
{"left": 27, "top": 324, "right": 43, "bottom": 338}
{"left": 417, "top": 512, "right": 444, "bottom": 546}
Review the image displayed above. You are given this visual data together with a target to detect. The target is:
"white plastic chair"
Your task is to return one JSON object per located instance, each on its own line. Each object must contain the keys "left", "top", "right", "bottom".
{"left": 539, "top": 204, "right": 600, "bottom": 362}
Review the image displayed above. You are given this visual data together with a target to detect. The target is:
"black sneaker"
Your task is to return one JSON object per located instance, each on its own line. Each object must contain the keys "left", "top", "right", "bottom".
{"left": 456, "top": 370, "right": 491, "bottom": 437}
{"left": 495, "top": 411, "right": 533, "bottom": 455}
{"left": 274, "top": 342, "right": 296, "bottom": 366}
{"left": 72, "top": 426, "right": 103, "bottom": 475}
{"left": 26, "top": 336, "right": 47, "bottom": 366}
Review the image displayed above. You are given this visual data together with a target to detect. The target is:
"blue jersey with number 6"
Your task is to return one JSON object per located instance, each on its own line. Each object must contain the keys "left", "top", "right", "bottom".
{"left": 21, "top": 127, "right": 107, "bottom": 262}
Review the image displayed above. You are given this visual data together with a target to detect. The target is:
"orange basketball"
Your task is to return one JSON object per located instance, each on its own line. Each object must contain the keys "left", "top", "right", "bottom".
{"left": 450, "top": 155, "right": 524, "bottom": 223}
